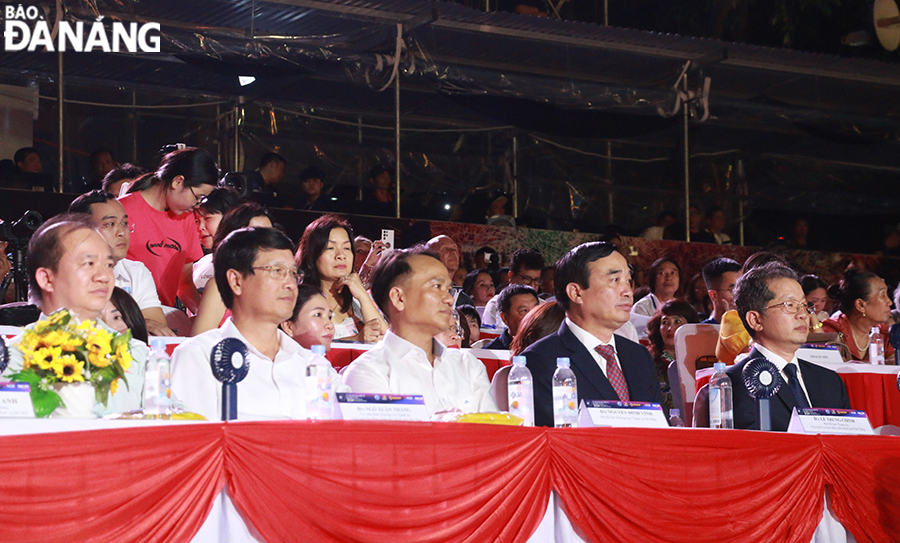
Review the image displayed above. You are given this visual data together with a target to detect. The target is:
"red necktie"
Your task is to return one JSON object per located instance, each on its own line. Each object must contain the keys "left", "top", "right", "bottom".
{"left": 595, "top": 344, "right": 630, "bottom": 402}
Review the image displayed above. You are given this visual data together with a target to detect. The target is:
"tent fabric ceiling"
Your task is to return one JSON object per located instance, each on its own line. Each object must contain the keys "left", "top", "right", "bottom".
{"left": 1, "top": 0, "right": 898, "bottom": 164}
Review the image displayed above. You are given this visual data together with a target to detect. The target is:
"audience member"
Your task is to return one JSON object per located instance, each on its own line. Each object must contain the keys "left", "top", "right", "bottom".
{"left": 702, "top": 207, "right": 732, "bottom": 245}
{"left": 456, "top": 304, "right": 481, "bottom": 345}
{"left": 68, "top": 190, "right": 174, "bottom": 336}
{"left": 522, "top": 242, "right": 663, "bottom": 427}
{"left": 102, "top": 163, "right": 148, "bottom": 197}
{"left": 821, "top": 268, "right": 894, "bottom": 362}
{"left": 800, "top": 274, "right": 830, "bottom": 323}
{"left": 100, "top": 286, "right": 149, "bottom": 343}
{"left": 646, "top": 300, "right": 699, "bottom": 411}
{"left": 172, "top": 227, "right": 343, "bottom": 420}
{"left": 484, "top": 285, "right": 539, "bottom": 350}
{"left": 425, "top": 234, "right": 474, "bottom": 306}
{"left": 280, "top": 284, "right": 335, "bottom": 351}
{"left": 14, "top": 147, "right": 42, "bottom": 174}
{"left": 700, "top": 257, "right": 741, "bottom": 324}
{"left": 191, "top": 202, "right": 275, "bottom": 336}
{"left": 295, "top": 166, "right": 334, "bottom": 211}
{"left": 121, "top": 147, "right": 217, "bottom": 310}
{"left": 11, "top": 147, "right": 53, "bottom": 192}
{"left": 353, "top": 236, "right": 372, "bottom": 273}
{"left": 727, "top": 263, "right": 851, "bottom": 431}
{"left": 473, "top": 246, "right": 498, "bottom": 270}
{"left": 89, "top": 149, "right": 117, "bottom": 189}
{"left": 3, "top": 215, "right": 146, "bottom": 415}
{"left": 685, "top": 272, "right": 711, "bottom": 320}
{"left": 245, "top": 152, "right": 286, "bottom": 194}
{"left": 342, "top": 247, "right": 497, "bottom": 415}
{"left": 509, "top": 300, "right": 565, "bottom": 356}
{"left": 194, "top": 188, "right": 240, "bottom": 252}
{"left": 668, "top": 205, "right": 710, "bottom": 242}
{"left": 482, "top": 248, "right": 544, "bottom": 328}
{"left": 361, "top": 164, "right": 394, "bottom": 216}
{"left": 452, "top": 266, "right": 468, "bottom": 289}
{"left": 435, "top": 310, "right": 464, "bottom": 349}
{"left": 631, "top": 257, "right": 681, "bottom": 317}
{"left": 539, "top": 266, "right": 555, "bottom": 300}
{"left": 462, "top": 269, "right": 495, "bottom": 307}
{"left": 296, "top": 214, "right": 386, "bottom": 343}
{"left": 640, "top": 211, "right": 676, "bottom": 240}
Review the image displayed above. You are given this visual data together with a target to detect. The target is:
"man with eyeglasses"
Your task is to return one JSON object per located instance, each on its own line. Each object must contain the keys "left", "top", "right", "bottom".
{"left": 69, "top": 190, "right": 175, "bottom": 336}
{"left": 482, "top": 248, "right": 545, "bottom": 330}
{"left": 727, "top": 263, "right": 850, "bottom": 431}
{"left": 424, "top": 234, "right": 474, "bottom": 307}
{"left": 172, "top": 227, "right": 343, "bottom": 420}
{"left": 700, "top": 257, "right": 742, "bottom": 325}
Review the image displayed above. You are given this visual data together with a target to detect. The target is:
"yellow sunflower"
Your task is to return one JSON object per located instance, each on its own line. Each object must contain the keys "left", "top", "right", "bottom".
{"left": 115, "top": 342, "right": 133, "bottom": 372}
{"left": 57, "top": 332, "right": 83, "bottom": 351}
{"left": 31, "top": 346, "right": 62, "bottom": 371}
{"left": 52, "top": 355, "right": 85, "bottom": 383}
{"left": 110, "top": 378, "right": 119, "bottom": 395}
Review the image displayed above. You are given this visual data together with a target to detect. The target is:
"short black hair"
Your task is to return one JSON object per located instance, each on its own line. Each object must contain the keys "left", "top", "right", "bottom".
{"left": 554, "top": 242, "right": 617, "bottom": 311}
{"left": 214, "top": 227, "right": 295, "bottom": 309}
{"left": 68, "top": 189, "right": 116, "bottom": 215}
{"left": 497, "top": 284, "right": 539, "bottom": 315}
{"left": 701, "top": 257, "right": 741, "bottom": 290}
{"left": 14, "top": 147, "right": 39, "bottom": 165}
{"left": 211, "top": 202, "right": 274, "bottom": 251}
{"left": 800, "top": 274, "right": 827, "bottom": 297}
{"left": 259, "top": 152, "right": 285, "bottom": 169}
{"left": 369, "top": 164, "right": 389, "bottom": 179}
{"left": 101, "top": 163, "right": 148, "bottom": 193}
{"left": 456, "top": 304, "right": 481, "bottom": 328}
{"left": 287, "top": 283, "right": 326, "bottom": 323}
{"left": 299, "top": 166, "right": 322, "bottom": 181}
{"left": 510, "top": 248, "right": 544, "bottom": 275}
{"left": 197, "top": 187, "right": 240, "bottom": 216}
{"left": 26, "top": 214, "right": 97, "bottom": 304}
{"left": 833, "top": 268, "right": 880, "bottom": 317}
{"left": 734, "top": 262, "right": 798, "bottom": 338}
{"left": 369, "top": 246, "right": 440, "bottom": 322}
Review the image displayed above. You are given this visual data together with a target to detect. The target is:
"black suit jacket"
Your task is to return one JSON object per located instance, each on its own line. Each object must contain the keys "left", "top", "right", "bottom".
{"left": 727, "top": 347, "right": 851, "bottom": 432}
{"left": 522, "top": 321, "right": 664, "bottom": 427}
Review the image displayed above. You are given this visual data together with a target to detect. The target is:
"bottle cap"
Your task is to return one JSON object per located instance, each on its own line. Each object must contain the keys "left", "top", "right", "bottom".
{"left": 150, "top": 338, "right": 166, "bottom": 352}
{"left": 512, "top": 355, "right": 526, "bottom": 366}
{"left": 311, "top": 344, "right": 326, "bottom": 356}
{"left": 556, "top": 357, "right": 570, "bottom": 367}
{"left": 670, "top": 408, "right": 680, "bottom": 417}
{"left": 713, "top": 362, "right": 726, "bottom": 372}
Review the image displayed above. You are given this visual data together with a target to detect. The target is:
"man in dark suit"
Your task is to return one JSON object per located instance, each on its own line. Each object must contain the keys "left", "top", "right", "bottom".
{"left": 522, "top": 242, "right": 663, "bottom": 427}
{"left": 726, "top": 263, "right": 850, "bottom": 431}
{"left": 484, "top": 284, "right": 539, "bottom": 350}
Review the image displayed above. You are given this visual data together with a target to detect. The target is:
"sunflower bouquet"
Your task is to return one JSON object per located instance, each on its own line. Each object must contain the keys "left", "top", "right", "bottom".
{"left": 9, "top": 309, "right": 133, "bottom": 418}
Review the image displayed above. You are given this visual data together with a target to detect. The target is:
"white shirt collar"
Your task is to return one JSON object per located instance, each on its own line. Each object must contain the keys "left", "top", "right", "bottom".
{"left": 753, "top": 343, "right": 798, "bottom": 372}
{"left": 565, "top": 316, "right": 617, "bottom": 352}
{"left": 383, "top": 330, "right": 446, "bottom": 365}
{"left": 220, "top": 317, "right": 301, "bottom": 363}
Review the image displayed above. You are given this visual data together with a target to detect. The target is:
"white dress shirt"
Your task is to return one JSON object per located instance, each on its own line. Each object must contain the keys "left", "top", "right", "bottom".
{"left": 114, "top": 259, "right": 163, "bottom": 311}
{"left": 192, "top": 253, "right": 214, "bottom": 292}
{"left": 2, "top": 313, "right": 148, "bottom": 417}
{"left": 170, "top": 318, "right": 345, "bottom": 421}
{"left": 480, "top": 294, "right": 504, "bottom": 330}
{"left": 564, "top": 317, "right": 622, "bottom": 378}
{"left": 753, "top": 343, "right": 811, "bottom": 405}
{"left": 342, "top": 331, "right": 498, "bottom": 416}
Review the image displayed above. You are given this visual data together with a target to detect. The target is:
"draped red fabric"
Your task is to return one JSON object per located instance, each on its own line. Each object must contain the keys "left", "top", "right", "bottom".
{"left": 823, "top": 435, "right": 900, "bottom": 542}
{"left": 0, "top": 424, "right": 225, "bottom": 543}
{"left": 224, "top": 420, "right": 551, "bottom": 543}
{"left": 838, "top": 373, "right": 900, "bottom": 428}
{"left": 550, "top": 428, "right": 825, "bottom": 543}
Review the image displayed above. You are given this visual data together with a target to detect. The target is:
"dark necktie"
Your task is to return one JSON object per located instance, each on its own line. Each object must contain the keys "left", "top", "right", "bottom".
{"left": 595, "top": 344, "right": 630, "bottom": 402}
{"left": 783, "top": 363, "right": 811, "bottom": 408}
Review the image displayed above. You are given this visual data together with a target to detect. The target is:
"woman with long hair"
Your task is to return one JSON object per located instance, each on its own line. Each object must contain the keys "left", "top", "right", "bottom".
{"left": 295, "top": 214, "right": 386, "bottom": 344}
{"left": 120, "top": 147, "right": 218, "bottom": 311}
{"left": 646, "top": 300, "right": 699, "bottom": 410}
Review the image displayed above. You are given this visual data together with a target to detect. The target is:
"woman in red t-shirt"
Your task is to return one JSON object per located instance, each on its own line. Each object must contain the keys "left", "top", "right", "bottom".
{"left": 119, "top": 147, "right": 218, "bottom": 311}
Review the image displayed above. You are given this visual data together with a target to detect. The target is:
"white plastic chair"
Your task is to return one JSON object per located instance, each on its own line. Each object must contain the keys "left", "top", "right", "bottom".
{"left": 491, "top": 365, "right": 511, "bottom": 411}
{"left": 673, "top": 323, "right": 720, "bottom": 426}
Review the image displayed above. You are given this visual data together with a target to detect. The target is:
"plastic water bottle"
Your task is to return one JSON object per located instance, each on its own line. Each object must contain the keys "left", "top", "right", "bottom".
{"left": 306, "top": 345, "right": 332, "bottom": 419}
{"left": 708, "top": 362, "right": 733, "bottom": 429}
{"left": 143, "top": 338, "right": 172, "bottom": 419}
{"left": 507, "top": 356, "right": 534, "bottom": 426}
{"left": 869, "top": 327, "right": 885, "bottom": 365}
{"left": 552, "top": 357, "right": 578, "bottom": 428}
{"left": 668, "top": 408, "right": 685, "bottom": 427}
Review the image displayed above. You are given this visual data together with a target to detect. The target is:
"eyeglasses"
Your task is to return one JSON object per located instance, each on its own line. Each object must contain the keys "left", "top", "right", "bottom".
{"left": 252, "top": 266, "right": 303, "bottom": 282}
{"left": 765, "top": 300, "right": 813, "bottom": 315}
{"left": 99, "top": 219, "right": 134, "bottom": 234}
{"left": 188, "top": 185, "right": 203, "bottom": 207}
{"left": 515, "top": 272, "right": 543, "bottom": 287}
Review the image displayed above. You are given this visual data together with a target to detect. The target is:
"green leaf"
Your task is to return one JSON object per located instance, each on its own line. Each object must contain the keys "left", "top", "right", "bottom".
{"left": 30, "top": 388, "right": 62, "bottom": 418}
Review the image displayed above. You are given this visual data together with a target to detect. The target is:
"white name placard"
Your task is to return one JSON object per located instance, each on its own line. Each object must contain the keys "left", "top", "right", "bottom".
{"left": 577, "top": 400, "right": 669, "bottom": 429}
{"left": 797, "top": 345, "right": 845, "bottom": 365}
{"left": 336, "top": 393, "right": 429, "bottom": 422}
{"left": 0, "top": 382, "right": 35, "bottom": 418}
{"left": 787, "top": 407, "right": 874, "bottom": 435}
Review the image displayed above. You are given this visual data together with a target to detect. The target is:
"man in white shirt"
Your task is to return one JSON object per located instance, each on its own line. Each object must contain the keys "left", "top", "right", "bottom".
{"left": 342, "top": 247, "right": 497, "bottom": 416}
{"left": 727, "top": 263, "right": 850, "bottom": 431}
{"left": 2, "top": 214, "right": 146, "bottom": 416}
{"left": 69, "top": 190, "right": 175, "bottom": 336}
{"left": 171, "top": 227, "right": 342, "bottom": 421}
{"left": 482, "top": 248, "right": 545, "bottom": 329}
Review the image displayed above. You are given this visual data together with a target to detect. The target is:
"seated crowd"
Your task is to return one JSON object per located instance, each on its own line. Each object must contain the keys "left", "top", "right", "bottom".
{"left": 0, "top": 145, "right": 891, "bottom": 430}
